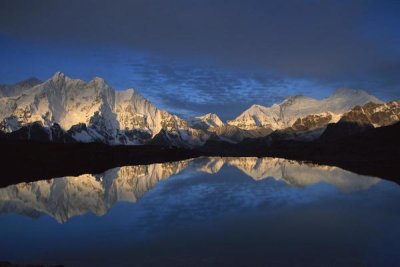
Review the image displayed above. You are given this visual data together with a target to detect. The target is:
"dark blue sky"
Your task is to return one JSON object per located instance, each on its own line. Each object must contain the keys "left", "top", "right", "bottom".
{"left": 0, "top": 0, "right": 399, "bottom": 120}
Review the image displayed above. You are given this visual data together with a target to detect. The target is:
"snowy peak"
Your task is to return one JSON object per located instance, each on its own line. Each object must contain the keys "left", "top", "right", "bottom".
{"left": 227, "top": 103, "right": 281, "bottom": 130}
{"left": 51, "top": 71, "right": 66, "bottom": 81}
{"left": 243, "top": 104, "right": 272, "bottom": 116}
{"left": 228, "top": 89, "right": 382, "bottom": 131}
{"left": 190, "top": 113, "right": 224, "bottom": 130}
{"left": 322, "top": 88, "right": 383, "bottom": 114}
{"left": 0, "top": 73, "right": 393, "bottom": 146}
{"left": 48, "top": 71, "right": 72, "bottom": 88}
{"left": 332, "top": 88, "right": 376, "bottom": 98}
{"left": 200, "top": 113, "right": 224, "bottom": 125}
{"left": 0, "top": 72, "right": 209, "bottom": 146}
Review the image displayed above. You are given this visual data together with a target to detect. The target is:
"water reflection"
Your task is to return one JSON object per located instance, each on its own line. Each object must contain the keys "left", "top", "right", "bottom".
{"left": 0, "top": 157, "right": 381, "bottom": 223}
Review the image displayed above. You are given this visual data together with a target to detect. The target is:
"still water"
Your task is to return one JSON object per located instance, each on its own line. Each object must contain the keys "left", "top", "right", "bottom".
{"left": 0, "top": 157, "right": 399, "bottom": 267}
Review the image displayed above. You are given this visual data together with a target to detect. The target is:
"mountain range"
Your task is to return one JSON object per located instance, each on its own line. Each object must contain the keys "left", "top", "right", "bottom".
{"left": 0, "top": 72, "right": 399, "bottom": 147}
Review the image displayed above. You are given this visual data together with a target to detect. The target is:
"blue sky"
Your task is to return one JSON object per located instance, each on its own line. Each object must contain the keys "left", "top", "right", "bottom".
{"left": 0, "top": 0, "right": 399, "bottom": 120}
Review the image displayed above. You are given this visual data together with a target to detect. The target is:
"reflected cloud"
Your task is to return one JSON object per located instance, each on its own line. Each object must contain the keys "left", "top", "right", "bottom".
{"left": 0, "top": 157, "right": 381, "bottom": 223}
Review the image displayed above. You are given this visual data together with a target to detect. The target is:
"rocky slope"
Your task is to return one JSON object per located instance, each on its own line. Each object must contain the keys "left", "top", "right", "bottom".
{"left": 320, "top": 100, "right": 400, "bottom": 140}
{"left": 207, "top": 124, "right": 273, "bottom": 143}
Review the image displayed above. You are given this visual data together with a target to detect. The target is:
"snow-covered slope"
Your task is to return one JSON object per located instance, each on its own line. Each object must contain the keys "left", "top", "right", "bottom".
{"left": 0, "top": 72, "right": 208, "bottom": 146}
{"left": 228, "top": 89, "right": 382, "bottom": 131}
{"left": 189, "top": 113, "right": 224, "bottom": 130}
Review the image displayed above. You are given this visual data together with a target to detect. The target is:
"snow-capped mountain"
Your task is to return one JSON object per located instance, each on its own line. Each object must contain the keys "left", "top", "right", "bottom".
{"left": 227, "top": 89, "right": 382, "bottom": 132}
{"left": 0, "top": 72, "right": 208, "bottom": 146}
{"left": 1, "top": 73, "right": 396, "bottom": 146}
{"left": 189, "top": 113, "right": 224, "bottom": 130}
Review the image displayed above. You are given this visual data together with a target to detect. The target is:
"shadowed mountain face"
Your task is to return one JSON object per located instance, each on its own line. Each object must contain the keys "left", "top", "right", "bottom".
{"left": 0, "top": 77, "right": 42, "bottom": 98}
{"left": 0, "top": 157, "right": 381, "bottom": 223}
{"left": 320, "top": 100, "right": 400, "bottom": 140}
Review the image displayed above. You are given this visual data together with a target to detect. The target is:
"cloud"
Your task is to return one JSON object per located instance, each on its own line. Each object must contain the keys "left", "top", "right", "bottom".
{"left": 0, "top": 0, "right": 399, "bottom": 119}
{"left": 1, "top": 1, "right": 399, "bottom": 72}
{"left": 124, "top": 59, "right": 316, "bottom": 120}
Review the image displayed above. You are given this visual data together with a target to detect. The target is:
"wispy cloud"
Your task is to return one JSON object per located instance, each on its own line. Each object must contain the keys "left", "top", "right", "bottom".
{"left": 0, "top": 0, "right": 399, "bottom": 119}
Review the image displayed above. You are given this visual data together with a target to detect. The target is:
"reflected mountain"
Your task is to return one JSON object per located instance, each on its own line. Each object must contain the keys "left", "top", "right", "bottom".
{"left": 221, "top": 157, "right": 380, "bottom": 192}
{"left": 0, "top": 160, "right": 191, "bottom": 223}
{"left": 0, "top": 157, "right": 381, "bottom": 223}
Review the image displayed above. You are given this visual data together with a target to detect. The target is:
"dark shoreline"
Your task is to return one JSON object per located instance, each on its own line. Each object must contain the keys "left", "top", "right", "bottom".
{"left": 199, "top": 122, "right": 400, "bottom": 183}
{"left": 0, "top": 140, "right": 200, "bottom": 187}
{"left": 1, "top": 122, "right": 399, "bottom": 187}
{"left": 264, "top": 122, "right": 400, "bottom": 183}
{"left": 0, "top": 138, "right": 399, "bottom": 188}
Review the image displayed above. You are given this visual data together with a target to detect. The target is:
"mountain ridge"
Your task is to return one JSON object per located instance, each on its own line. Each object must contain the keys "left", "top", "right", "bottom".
{"left": 0, "top": 72, "right": 396, "bottom": 146}
{"left": 0, "top": 72, "right": 209, "bottom": 146}
{"left": 227, "top": 88, "right": 382, "bottom": 131}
